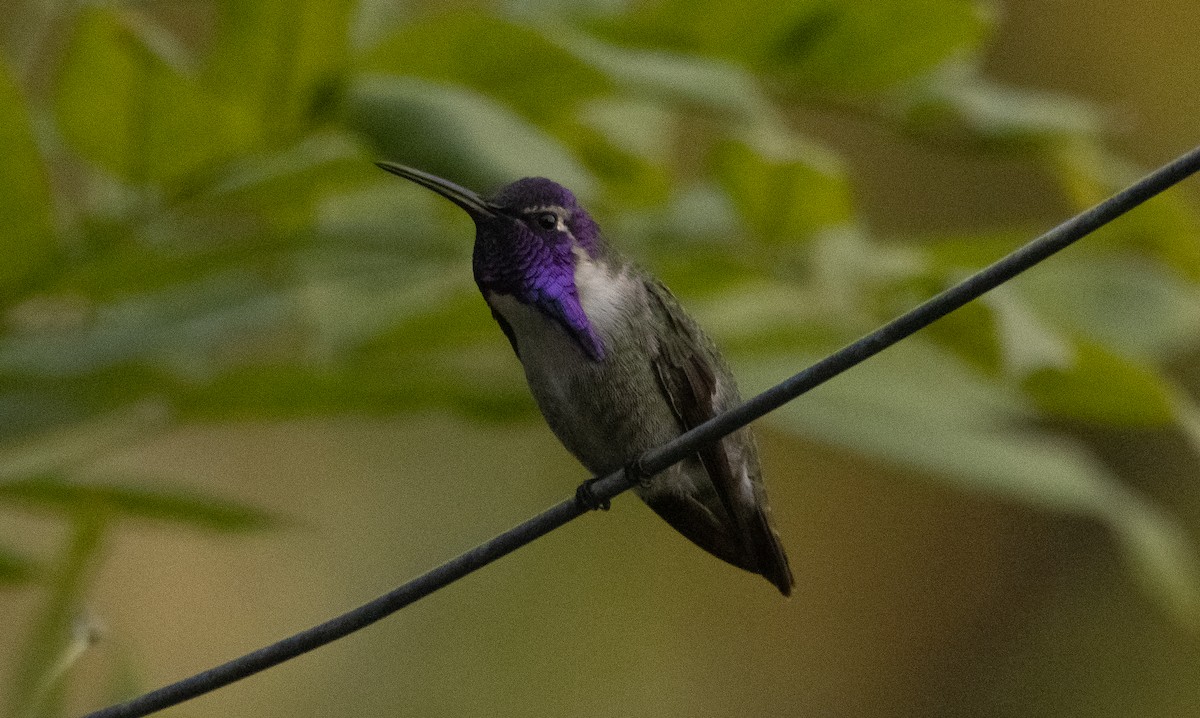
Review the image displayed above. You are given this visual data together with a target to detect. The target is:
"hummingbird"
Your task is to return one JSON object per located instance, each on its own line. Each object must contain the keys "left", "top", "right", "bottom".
{"left": 378, "top": 163, "right": 794, "bottom": 596}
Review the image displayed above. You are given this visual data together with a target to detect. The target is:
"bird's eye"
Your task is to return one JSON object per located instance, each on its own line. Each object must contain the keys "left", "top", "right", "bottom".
{"left": 534, "top": 212, "right": 559, "bottom": 231}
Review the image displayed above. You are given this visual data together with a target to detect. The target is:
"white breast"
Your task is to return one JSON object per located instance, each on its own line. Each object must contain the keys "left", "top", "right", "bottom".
{"left": 489, "top": 251, "right": 634, "bottom": 357}
{"left": 486, "top": 252, "right": 636, "bottom": 415}
{"left": 571, "top": 248, "right": 631, "bottom": 335}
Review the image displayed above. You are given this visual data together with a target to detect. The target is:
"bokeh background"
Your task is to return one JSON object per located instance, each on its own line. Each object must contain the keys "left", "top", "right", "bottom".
{"left": 3, "top": 0, "right": 1200, "bottom": 716}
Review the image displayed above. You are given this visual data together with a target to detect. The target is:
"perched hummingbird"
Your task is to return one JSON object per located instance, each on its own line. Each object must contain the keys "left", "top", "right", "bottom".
{"left": 378, "top": 163, "right": 794, "bottom": 596}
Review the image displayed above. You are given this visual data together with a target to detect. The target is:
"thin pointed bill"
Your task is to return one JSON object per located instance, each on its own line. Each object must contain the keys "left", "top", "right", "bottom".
{"left": 375, "top": 162, "right": 498, "bottom": 219}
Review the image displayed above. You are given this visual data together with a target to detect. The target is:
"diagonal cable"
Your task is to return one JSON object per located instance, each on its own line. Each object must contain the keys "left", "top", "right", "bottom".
{"left": 83, "top": 144, "right": 1200, "bottom": 718}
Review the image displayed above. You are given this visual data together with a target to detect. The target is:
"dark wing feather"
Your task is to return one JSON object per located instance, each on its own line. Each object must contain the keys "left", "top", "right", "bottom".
{"left": 490, "top": 306, "right": 520, "bottom": 357}
{"left": 643, "top": 279, "right": 794, "bottom": 595}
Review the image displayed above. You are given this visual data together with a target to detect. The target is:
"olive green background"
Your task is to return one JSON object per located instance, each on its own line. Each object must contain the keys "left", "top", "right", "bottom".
{"left": 3, "top": 1, "right": 1200, "bottom": 716}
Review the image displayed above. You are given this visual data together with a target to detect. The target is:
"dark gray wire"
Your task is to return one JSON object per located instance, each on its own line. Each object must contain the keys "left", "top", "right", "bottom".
{"left": 83, "top": 144, "right": 1200, "bottom": 718}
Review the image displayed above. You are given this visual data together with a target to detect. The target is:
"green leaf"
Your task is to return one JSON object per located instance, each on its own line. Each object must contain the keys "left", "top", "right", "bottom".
{"left": 50, "top": 129, "right": 379, "bottom": 300}
{"left": 922, "top": 229, "right": 1031, "bottom": 270}
{"left": 344, "top": 74, "right": 595, "bottom": 196}
{"left": 1053, "top": 141, "right": 1200, "bottom": 280}
{"left": 985, "top": 286, "right": 1074, "bottom": 376}
{"left": 0, "top": 237, "right": 488, "bottom": 426}
{"left": 601, "top": 0, "right": 991, "bottom": 94}
{"left": 359, "top": 286, "right": 502, "bottom": 353}
{"left": 0, "top": 60, "right": 56, "bottom": 294}
{"left": 595, "top": 0, "right": 829, "bottom": 66}
{"left": 766, "top": 0, "right": 992, "bottom": 94}
{"left": 0, "top": 403, "right": 170, "bottom": 481}
{"left": 983, "top": 262, "right": 1193, "bottom": 428}
{"left": 605, "top": 181, "right": 743, "bottom": 255}
{"left": 925, "top": 235, "right": 1200, "bottom": 361}
{"left": 807, "top": 225, "right": 926, "bottom": 308}
{"left": 713, "top": 123, "right": 851, "bottom": 243}
{"left": 0, "top": 546, "right": 38, "bottom": 585}
{"left": 579, "top": 98, "right": 676, "bottom": 163}
{"left": 647, "top": 242, "right": 764, "bottom": 300}
{"left": 1171, "top": 392, "right": 1200, "bottom": 472}
{"left": 560, "top": 32, "right": 773, "bottom": 121}
{"left": 197, "top": 130, "right": 378, "bottom": 231}
{"left": 1107, "top": 492, "right": 1200, "bottom": 632}
{"left": 176, "top": 357, "right": 535, "bottom": 423}
{"left": 740, "top": 342, "right": 1104, "bottom": 514}
{"left": 290, "top": 265, "right": 471, "bottom": 358}
{"left": 315, "top": 180, "right": 473, "bottom": 253}
{"left": 8, "top": 511, "right": 107, "bottom": 718}
{"left": 922, "top": 298, "right": 1002, "bottom": 374}
{"left": 0, "top": 477, "right": 280, "bottom": 532}
{"left": 572, "top": 98, "right": 676, "bottom": 205}
{"left": 360, "top": 11, "right": 611, "bottom": 126}
{"left": 206, "top": 131, "right": 369, "bottom": 204}
{"left": 54, "top": 7, "right": 253, "bottom": 185}
{"left": 170, "top": 286, "right": 535, "bottom": 421}
{"left": 1015, "top": 256, "right": 1200, "bottom": 361}
{"left": 101, "top": 638, "right": 146, "bottom": 716}
{"left": 43, "top": 218, "right": 265, "bottom": 302}
{"left": 1021, "top": 341, "right": 1178, "bottom": 428}
{"left": 893, "top": 63, "right": 1107, "bottom": 148}
{"left": 0, "top": 269, "right": 294, "bottom": 378}
{"left": 743, "top": 344, "right": 1200, "bottom": 626}
{"left": 205, "top": 0, "right": 355, "bottom": 140}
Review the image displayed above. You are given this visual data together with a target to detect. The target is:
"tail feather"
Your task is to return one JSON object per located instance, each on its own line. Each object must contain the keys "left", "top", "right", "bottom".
{"left": 747, "top": 506, "right": 794, "bottom": 596}
{"left": 644, "top": 481, "right": 794, "bottom": 596}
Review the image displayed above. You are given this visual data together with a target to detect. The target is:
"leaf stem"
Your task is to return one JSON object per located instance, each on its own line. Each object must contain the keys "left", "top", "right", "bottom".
{"left": 11, "top": 508, "right": 109, "bottom": 718}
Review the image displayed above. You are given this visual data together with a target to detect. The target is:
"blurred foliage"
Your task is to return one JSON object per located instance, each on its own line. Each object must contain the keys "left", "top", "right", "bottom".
{"left": 1, "top": 0, "right": 1200, "bottom": 715}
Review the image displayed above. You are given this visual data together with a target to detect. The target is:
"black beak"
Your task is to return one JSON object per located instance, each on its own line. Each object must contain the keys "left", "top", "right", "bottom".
{"left": 375, "top": 162, "right": 499, "bottom": 220}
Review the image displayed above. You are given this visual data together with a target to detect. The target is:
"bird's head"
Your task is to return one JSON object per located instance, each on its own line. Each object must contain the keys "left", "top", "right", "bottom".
{"left": 377, "top": 163, "right": 607, "bottom": 359}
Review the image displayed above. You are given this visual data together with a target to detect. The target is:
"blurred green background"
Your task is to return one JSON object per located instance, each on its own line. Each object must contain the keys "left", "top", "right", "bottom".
{"left": 3, "top": 0, "right": 1200, "bottom": 716}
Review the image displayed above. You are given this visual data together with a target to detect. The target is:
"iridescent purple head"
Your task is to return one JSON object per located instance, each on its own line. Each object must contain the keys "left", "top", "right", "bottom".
{"left": 376, "top": 163, "right": 607, "bottom": 360}
{"left": 488, "top": 177, "right": 603, "bottom": 255}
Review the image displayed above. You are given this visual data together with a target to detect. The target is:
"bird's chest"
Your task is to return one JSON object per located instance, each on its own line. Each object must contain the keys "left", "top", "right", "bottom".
{"left": 489, "top": 292, "right": 599, "bottom": 402}
{"left": 484, "top": 264, "right": 657, "bottom": 470}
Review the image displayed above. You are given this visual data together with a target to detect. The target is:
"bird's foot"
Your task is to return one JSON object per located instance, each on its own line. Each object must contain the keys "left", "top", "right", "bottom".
{"left": 623, "top": 458, "right": 652, "bottom": 488}
{"left": 575, "top": 459, "right": 652, "bottom": 511}
{"left": 575, "top": 478, "right": 611, "bottom": 512}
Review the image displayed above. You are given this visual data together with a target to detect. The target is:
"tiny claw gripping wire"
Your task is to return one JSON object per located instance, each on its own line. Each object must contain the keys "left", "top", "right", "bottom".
{"left": 623, "top": 458, "right": 651, "bottom": 488}
{"left": 574, "top": 478, "right": 610, "bottom": 511}
{"left": 573, "top": 459, "right": 651, "bottom": 511}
